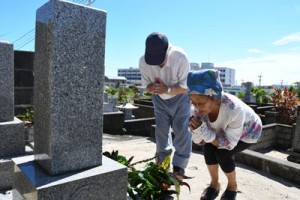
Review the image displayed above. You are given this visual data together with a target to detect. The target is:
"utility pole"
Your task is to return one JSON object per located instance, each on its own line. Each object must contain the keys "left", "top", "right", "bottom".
{"left": 241, "top": 79, "right": 244, "bottom": 86}
{"left": 258, "top": 75, "right": 262, "bottom": 87}
{"left": 87, "top": 0, "right": 96, "bottom": 6}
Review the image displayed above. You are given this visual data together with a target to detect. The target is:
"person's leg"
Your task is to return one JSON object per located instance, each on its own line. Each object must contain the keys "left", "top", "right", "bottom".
{"left": 201, "top": 143, "right": 221, "bottom": 199}
{"left": 216, "top": 141, "right": 251, "bottom": 194}
{"left": 170, "top": 94, "right": 192, "bottom": 169}
{"left": 224, "top": 170, "right": 237, "bottom": 191}
{"left": 204, "top": 143, "right": 221, "bottom": 189}
{"left": 152, "top": 95, "right": 173, "bottom": 164}
{"left": 207, "top": 164, "right": 221, "bottom": 189}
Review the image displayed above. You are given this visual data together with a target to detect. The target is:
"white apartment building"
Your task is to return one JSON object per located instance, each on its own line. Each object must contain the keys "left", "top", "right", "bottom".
{"left": 201, "top": 62, "right": 214, "bottom": 69}
{"left": 215, "top": 67, "right": 235, "bottom": 87}
{"left": 117, "top": 67, "right": 141, "bottom": 84}
{"left": 190, "top": 62, "right": 200, "bottom": 71}
{"left": 105, "top": 76, "right": 127, "bottom": 87}
{"left": 199, "top": 63, "right": 235, "bottom": 86}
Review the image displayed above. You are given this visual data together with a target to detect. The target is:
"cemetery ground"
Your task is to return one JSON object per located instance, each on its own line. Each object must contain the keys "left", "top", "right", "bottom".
{"left": 104, "top": 134, "right": 300, "bottom": 200}
{"left": 1, "top": 134, "right": 300, "bottom": 200}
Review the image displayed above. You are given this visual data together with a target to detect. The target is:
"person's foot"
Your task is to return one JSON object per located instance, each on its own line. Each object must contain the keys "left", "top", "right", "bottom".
{"left": 220, "top": 189, "right": 237, "bottom": 200}
{"left": 200, "top": 186, "right": 220, "bottom": 200}
{"left": 173, "top": 166, "right": 185, "bottom": 181}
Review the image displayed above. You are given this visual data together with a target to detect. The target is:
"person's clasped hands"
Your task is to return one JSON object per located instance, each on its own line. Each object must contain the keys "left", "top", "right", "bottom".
{"left": 189, "top": 115, "right": 202, "bottom": 130}
{"left": 150, "top": 77, "right": 168, "bottom": 94}
{"left": 189, "top": 113, "right": 216, "bottom": 144}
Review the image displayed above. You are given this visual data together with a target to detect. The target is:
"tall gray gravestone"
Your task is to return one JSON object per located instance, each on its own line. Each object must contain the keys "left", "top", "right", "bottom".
{"left": 287, "top": 105, "right": 300, "bottom": 163}
{"left": 0, "top": 41, "right": 25, "bottom": 190}
{"left": 243, "top": 82, "right": 255, "bottom": 102}
{"left": 12, "top": 0, "right": 127, "bottom": 199}
{"left": 0, "top": 42, "right": 14, "bottom": 122}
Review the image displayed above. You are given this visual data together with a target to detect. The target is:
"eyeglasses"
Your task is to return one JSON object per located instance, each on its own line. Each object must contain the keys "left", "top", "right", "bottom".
{"left": 191, "top": 96, "right": 210, "bottom": 107}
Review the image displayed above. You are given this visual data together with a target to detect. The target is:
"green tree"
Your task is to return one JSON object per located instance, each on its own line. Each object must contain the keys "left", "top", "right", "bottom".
{"left": 237, "top": 91, "right": 245, "bottom": 99}
{"left": 289, "top": 85, "right": 296, "bottom": 93}
{"left": 252, "top": 86, "right": 269, "bottom": 103}
{"left": 104, "top": 86, "right": 118, "bottom": 96}
{"left": 294, "top": 82, "right": 300, "bottom": 98}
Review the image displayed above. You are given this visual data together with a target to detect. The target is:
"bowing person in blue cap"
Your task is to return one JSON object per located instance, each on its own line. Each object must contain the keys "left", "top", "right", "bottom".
{"left": 187, "top": 69, "right": 262, "bottom": 200}
{"left": 139, "top": 32, "right": 192, "bottom": 180}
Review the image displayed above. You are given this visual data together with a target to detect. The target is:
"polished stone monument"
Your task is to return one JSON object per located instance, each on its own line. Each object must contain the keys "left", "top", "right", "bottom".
{"left": 0, "top": 41, "right": 25, "bottom": 190}
{"left": 0, "top": 41, "right": 14, "bottom": 123}
{"left": 243, "top": 82, "right": 255, "bottom": 102}
{"left": 287, "top": 105, "right": 300, "bottom": 164}
{"left": 13, "top": 0, "right": 127, "bottom": 199}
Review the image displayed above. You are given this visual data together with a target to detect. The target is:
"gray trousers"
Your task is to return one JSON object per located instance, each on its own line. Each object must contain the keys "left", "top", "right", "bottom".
{"left": 152, "top": 93, "right": 192, "bottom": 169}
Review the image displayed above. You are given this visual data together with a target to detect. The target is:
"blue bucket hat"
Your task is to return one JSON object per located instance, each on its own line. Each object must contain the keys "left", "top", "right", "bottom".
{"left": 187, "top": 69, "right": 223, "bottom": 98}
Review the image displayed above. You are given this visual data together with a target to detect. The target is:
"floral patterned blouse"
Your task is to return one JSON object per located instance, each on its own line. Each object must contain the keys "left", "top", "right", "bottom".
{"left": 191, "top": 92, "right": 262, "bottom": 150}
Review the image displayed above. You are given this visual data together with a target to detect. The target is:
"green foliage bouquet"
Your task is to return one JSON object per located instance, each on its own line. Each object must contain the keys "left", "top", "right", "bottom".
{"left": 103, "top": 150, "right": 191, "bottom": 200}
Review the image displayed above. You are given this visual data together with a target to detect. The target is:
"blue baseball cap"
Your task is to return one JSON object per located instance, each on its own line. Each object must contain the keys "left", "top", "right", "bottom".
{"left": 144, "top": 32, "right": 169, "bottom": 65}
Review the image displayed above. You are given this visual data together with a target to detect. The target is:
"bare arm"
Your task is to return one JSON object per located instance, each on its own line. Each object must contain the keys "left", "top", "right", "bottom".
{"left": 146, "top": 78, "right": 188, "bottom": 95}
{"left": 169, "top": 84, "right": 188, "bottom": 95}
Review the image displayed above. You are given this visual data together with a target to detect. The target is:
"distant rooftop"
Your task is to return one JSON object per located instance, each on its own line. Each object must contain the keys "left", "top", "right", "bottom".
{"left": 105, "top": 76, "right": 127, "bottom": 81}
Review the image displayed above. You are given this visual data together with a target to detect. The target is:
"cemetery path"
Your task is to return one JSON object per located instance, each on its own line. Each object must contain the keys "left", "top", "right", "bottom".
{"left": 104, "top": 134, "right": 300, "bottom": 200}
{"left": 1, "top": 134, "right": 299, "bottom": 200}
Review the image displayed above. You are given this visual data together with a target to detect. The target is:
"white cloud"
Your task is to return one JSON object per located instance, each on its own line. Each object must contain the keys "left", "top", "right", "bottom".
{"left": 217, "top": 51, "right": 300, "bottom": 86}
{"left": 272, "top": 32, "right": 300, "bottom": 46}
{"left": 248, "top": 49, "right": 264, "bottom": 54}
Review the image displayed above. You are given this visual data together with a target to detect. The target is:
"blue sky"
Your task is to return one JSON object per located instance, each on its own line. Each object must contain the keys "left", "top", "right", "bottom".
{"left": 1, "top": 0, "right": 300, "bottom": 86}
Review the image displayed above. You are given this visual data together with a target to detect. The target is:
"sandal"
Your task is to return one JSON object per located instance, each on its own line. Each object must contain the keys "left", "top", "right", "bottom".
{"left": 200, "top": 186, "right": 220, "bottom": 200}
{"left": 220, "top": 189, "right": 237, "bottom": 200}
{"left": 173, "top": 166, "right": 185, "bottom": 181}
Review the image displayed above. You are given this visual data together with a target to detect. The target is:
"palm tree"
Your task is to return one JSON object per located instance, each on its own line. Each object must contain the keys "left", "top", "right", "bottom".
{"left": 252, "top": 86, "right": 269, "bottom": 103}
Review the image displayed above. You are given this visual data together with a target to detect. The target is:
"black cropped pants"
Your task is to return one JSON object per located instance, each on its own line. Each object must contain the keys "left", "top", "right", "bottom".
{"left": 203, "top": 141, "right": 251, "bottom": 173}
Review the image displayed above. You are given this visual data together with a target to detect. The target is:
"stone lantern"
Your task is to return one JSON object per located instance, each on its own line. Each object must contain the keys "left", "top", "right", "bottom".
{"left": 117, "top": 99, "right": 138, "bottom": 120}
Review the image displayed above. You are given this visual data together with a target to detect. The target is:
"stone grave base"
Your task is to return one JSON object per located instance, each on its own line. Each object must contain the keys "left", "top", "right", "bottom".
{"left": 0, "top": 117, "right": 25, "bottom": 157}
{"left": 287, "top": 150, "right": 300, "bottom": 164}
{"left": 0, "top": 146, "right": 33, "bottom": 191}
{"left": 0, "top": 158, "right": 14, "bottom": 191}
{"left": 13, "top": 155, "right": 127, "bottom": 200}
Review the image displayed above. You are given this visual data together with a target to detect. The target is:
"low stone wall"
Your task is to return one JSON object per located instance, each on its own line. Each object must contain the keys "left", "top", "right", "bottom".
{"left": 235, "top": 123, "right": 300, "bottom": 185}
{"left": 235, "top": 150, "right": 300, "bottom": 185}
{"left": 256, "top": 106, "right": 275, "bottom": 115}
{"left": 132, "top": 104, "right": 154, "bottom": 118}
{"left": 249, "top": 124, "right": 277, "bottom": 151}
{"left": 249, "top": 123, "right": 294, "bottom": 151}
{"left": 134, "top": 99, "right": 153, "bottom": 106}
{"left": 275, "top": 124, "right": 295, "bottom": 149}
{"left": 124, "top": 117, "right": 155, "bottom": 137}
{"left": 103, "top": 111, "right": 124, "bottom": 135}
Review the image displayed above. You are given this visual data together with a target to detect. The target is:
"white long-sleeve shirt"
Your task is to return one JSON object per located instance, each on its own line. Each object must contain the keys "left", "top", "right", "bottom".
{"left": 139, "top": 45, "right": 189, "bottom": 100}
{"left": 191, "top": 92, "right": 262, "bottom": 150}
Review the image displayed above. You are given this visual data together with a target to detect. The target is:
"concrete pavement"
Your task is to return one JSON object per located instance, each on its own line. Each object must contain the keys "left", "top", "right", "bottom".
{"left": 1, "top": 134, "right": 299, "bottom": 200}
{"left": 103, "top": 134, "right": 300, "bottom": 200}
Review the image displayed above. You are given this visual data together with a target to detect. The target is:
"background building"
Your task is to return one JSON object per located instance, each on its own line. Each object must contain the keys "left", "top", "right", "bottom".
{"left": 118, "top": 67, "right": 141, "bottom": 85}
{"left": 215, "top": 67, "right": 236, "bottom": 87}
{"left": 190, "top": 62, "right": 200, "bottom": 71}
{"left": 201, "top": 62, "right": 214, "bottom": 69}
{"left": 199, "top": 63, "right": 236, "bottom": 86}
{"left": 105, "top": 76, "right": 127, "bottom": 87}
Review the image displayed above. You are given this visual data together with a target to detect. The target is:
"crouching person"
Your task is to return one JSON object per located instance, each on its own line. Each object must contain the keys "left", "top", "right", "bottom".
{"left": 187, "top": 69, "right": 262, "bottom": 200}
